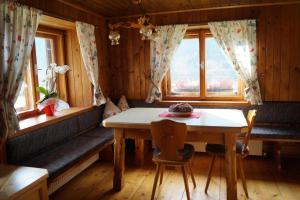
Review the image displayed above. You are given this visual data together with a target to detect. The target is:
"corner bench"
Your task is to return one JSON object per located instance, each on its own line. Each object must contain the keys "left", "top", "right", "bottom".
{"left": 6, "top": 106, "right": 114, "bottom": 194}
{"left": 127, "top": 100, "right": 300, "bottom": 167}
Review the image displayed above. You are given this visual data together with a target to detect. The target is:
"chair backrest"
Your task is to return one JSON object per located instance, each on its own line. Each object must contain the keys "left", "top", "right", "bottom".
{"left": 243, "top": 109, "right": 257, "bottom": 148}
{"left": 151, "top": 120, "right": 187, "bottom": 161}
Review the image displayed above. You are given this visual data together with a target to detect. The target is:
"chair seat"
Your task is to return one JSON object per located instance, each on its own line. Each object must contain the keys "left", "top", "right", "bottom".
{"left": 206, "top": 141, "right": 244, "bottom": 154}
{"left": 153, "top": 144, "right": 195, "bottom": 161}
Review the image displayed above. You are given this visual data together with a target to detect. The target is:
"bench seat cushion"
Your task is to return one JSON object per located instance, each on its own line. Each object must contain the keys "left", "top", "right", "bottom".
{"left": 22, "top": 127, "right": 114, "bottom": 179}
{"left": 252, "top": 125, "right": 300, "bottom": 140}
{"left": 206, "top": 141, "right": 244, "bottom": 154}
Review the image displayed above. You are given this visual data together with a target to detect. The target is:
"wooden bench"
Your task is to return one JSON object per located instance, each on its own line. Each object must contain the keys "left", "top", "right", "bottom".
{"left": 251, "top": 124, "right": 300, "bottom": 168}
{"left": 249, "top": 101, "right": 300, "bottom": 168}
{"left": 6, "top": 106, "right": 114, "bottom": 194}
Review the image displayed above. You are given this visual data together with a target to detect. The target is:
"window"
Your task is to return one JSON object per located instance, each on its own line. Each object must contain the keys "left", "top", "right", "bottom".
{"left": 165, "top": 29, "right": 243, "bottom": 101}
{"left": 35, "top": 37, "right": 55, "bottom": 90}
{"left": 170, "top": 37, "right": 200, "bottom": 96}
{"left": 14, "top": 27, "right": 65, "bottom": 114}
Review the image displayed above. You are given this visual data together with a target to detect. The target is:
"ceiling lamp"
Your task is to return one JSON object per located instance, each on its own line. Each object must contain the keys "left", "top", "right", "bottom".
{"left": 108, "top": 30, "right": 121, "bottom": 45}
{"left": 108, "top": 1, "right": 157, "bottom": 45}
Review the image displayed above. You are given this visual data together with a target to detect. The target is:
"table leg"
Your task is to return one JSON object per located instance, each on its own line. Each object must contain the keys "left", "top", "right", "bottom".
{"left": 225, "top": 132, "right": 237, "bottom": 200}
{"left": 135, "top": 138, "right": 145, "bottom": 166}
{"left": 113, "top": 128, "right": 125, "bottom": 191}
{"left": 40, "top": 180, "right": 49, "bottom": 200}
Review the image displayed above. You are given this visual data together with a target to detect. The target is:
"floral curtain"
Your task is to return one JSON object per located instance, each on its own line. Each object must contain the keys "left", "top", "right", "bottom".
{"left": 75, "top": 21, "right": 106, "bottom": 106}
{"left": 0, "top": 1, "right": 41, "bottom": 141}
{"left": 208, "top": 20, "right": 262, "bottom": 105}
{"left": 146, "top": 24, "right": 188, "bottom": 103}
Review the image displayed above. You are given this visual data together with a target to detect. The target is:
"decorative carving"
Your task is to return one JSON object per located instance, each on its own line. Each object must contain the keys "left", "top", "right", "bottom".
{"left": 108, "top": 1, "right": 157, "bottom": 45}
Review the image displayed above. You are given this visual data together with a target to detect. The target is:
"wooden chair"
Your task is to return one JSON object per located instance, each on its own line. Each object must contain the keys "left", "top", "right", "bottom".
{"left": 150, "top": 120, "right": 196, "bottom": 200}
{"left": 204, "top": 109, "right": 257, "bottom": 198}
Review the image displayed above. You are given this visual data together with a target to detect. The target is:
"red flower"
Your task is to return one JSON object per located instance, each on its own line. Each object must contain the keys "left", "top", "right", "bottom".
{"left": 7, "top": 58, "right": 13, "bottom": 65}
{"left": 237, "top": 29, "right": 241, "bottom": 33}
{"left": 8, "top": 2, "right": 16, "bottom": 11}
{"left": 17, "top": 35, "right": 21, "bottom": 41}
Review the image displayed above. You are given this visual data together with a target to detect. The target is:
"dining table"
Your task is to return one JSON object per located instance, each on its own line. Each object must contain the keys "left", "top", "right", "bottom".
{"left": 102, "top": 107, "right": 248, "bottom": 200}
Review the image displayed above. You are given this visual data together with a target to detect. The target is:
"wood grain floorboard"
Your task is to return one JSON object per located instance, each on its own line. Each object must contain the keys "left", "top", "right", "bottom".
{"left": 50, "top": 154, "right": 300, "bottom": 200}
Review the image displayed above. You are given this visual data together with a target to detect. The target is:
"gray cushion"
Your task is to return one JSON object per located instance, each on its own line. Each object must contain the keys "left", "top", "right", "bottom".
{"left": 252, "top": 125, "right": 300, "bottom": 140}
{"left": 77, "top": 106, "right": 104, "bottom": 132}
{"left": 23, "top": 127, "right": 113, "bottom": 178}
{"left": 153, "top": 144, "right": 195, "bottom": 161}
{"left": 80, "top": 126, "right": 114, "bottom": 138}
{"left": 178, "top": 144, "right": 195, "bottom": 160}
{"left": 252, "top": 102, "right": 300, "bottom": 124}
{"left": 206, "top": 142, "right": 244, "bottom": 154}
{"left": 7, "top": 116, "right": 79, "bottom": 164}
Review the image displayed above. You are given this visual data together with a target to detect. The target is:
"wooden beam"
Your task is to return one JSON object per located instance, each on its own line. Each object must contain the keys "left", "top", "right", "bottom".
{"left": 55, "top": 0, "right": 104, "bottom": 18}
{"left": 108, "top": 0, "right": 300, "bottom": 19}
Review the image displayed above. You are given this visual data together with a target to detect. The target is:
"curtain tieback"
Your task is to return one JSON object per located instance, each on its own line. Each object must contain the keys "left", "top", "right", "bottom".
{"left": 245, "top": 79, "right": 259, "bottom": 92}
{"left": 145, "top": 75, "right": 160, "bottom": 92}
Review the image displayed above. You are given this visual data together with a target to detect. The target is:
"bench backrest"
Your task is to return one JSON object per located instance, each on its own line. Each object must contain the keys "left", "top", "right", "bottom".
{"left": 253, "top": 102, "right": 300, "bottom": 124}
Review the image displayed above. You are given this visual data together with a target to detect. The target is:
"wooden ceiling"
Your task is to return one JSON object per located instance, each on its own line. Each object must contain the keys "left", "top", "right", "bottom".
{"left": 57, "top": 0, "right": 300, "bottom": 18}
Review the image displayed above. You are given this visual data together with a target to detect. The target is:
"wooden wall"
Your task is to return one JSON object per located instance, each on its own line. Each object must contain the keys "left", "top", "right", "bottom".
{"left": 20, "top": 0, "right": 110, "bottom": 106}
{"left": 108, "top": 4, "right": 300, "bottom": 102}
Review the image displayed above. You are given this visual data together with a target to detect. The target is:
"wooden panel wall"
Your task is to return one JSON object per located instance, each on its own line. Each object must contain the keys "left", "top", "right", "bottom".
{"left": 108, "top": 4, "right": 300, "bottom": 102}
{"left": 64, "top": 30, "right": 91, "bottom": 106}
{"left": 20, "top": 0, "right": 110, "bottom": 106}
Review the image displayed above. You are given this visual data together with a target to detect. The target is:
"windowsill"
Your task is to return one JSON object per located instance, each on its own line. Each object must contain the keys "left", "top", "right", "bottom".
{"left": 15, "top": 106, "right": 94, "bottom": 137}
{"left": 17, "top": 109, "right": 41, "bottom": 120}
{"left": 158, "top": 100, "right": 250, "bottom": 107}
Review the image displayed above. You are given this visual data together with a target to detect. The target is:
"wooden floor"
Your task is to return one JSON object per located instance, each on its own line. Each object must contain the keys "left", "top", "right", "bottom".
{"left": 50, "top": 154, "right": 300, "bottom": 200}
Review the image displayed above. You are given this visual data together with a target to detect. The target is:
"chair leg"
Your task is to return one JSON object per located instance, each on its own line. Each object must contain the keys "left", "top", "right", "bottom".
{"left": 238, "top": 156, "right": 249, "bottom": 198}
{"left": 189, "top": 161, "right": 196, "bottom": 188}
{"left": 275, "top": 142, "right": 282, "bottom": 169}
{"left": 151, "top": 164, "right": 161, "bottom": 200}
{"left": 181, "top": 165, "right": 190, "bottom": 200}
{"left": 205, "top": 154, "right": 216, "bottom": 194}
{"left": 159, "top": 165, "right": 165, "bottom": 185}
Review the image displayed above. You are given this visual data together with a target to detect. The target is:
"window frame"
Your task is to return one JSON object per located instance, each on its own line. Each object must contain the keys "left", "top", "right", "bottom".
{"left": 163, "top": 29, "right": 244, "bottom": 101}
{"left": 15, "top": 62, "right": 35, "bottom": 113}
{"left": 16, "top": 26, "right": 67, "bottom": 119}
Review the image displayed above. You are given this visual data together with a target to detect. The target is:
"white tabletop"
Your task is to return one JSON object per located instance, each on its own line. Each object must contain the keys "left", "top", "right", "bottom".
{"left": 103, "top": 108, "right": 248, "bottom": 132}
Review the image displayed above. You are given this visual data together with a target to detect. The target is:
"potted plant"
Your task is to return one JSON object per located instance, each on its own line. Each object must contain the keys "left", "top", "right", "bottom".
{"left": 37, "top": 86, "right": 58, "bottom": 116}
{"left": 37, "top": 63, "right": 70, "bottom": 116}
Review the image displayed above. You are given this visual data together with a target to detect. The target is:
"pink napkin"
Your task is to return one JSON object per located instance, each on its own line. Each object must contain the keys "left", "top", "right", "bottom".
{"left": 159, "top": 112, "right": 201, "bottom": 118}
